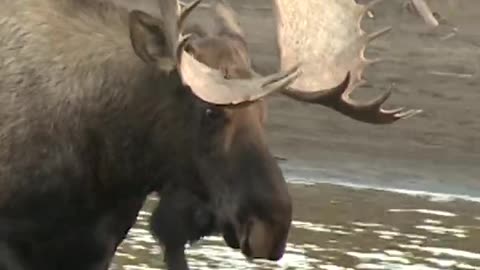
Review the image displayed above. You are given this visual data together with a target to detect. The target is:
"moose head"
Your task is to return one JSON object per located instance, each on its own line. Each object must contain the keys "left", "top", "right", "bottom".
{"left": 126, "top": 0, "right": 421, "bottom": 261}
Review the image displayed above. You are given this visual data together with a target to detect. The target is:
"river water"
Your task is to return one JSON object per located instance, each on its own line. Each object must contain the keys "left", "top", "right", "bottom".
{"left": 109, "top": 176, "right": 480, "bottom": 270}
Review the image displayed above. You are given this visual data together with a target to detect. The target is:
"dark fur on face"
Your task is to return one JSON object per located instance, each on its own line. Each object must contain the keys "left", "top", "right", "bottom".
{"left": 150, "top": 186, "right": 216, "bottom": 270}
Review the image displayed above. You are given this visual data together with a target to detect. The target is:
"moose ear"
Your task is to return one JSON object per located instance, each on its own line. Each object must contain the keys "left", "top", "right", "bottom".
{"left": 129, "top": 10, "right": 171, "bottom": 64}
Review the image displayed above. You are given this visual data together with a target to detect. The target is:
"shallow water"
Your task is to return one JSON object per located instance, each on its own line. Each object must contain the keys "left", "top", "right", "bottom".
{"left": 110, "top": 181, "right": 480, "bottom": 270}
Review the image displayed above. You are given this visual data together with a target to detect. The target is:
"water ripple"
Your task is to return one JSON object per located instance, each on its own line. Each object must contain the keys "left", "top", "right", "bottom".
{"left": 111, "top": 183, "right": 480, "bottom": 270}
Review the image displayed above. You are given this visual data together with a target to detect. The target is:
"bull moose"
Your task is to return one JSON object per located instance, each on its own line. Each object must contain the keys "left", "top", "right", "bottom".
{"left": 143, "top": 1, "right": 425, "bottom": 269}
{"left": 0, "top": 0, "right": 421, "bottom": 269}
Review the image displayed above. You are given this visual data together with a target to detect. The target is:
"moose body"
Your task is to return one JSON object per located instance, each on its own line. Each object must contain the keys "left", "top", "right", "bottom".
{"left": 0, "top": 1, "right": 192, "bottom": 268}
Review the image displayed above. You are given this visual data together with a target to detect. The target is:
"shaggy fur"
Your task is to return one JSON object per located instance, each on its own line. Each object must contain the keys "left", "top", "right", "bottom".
{"left": 0, "top": 0, "right": 197, "bottom": 269}
{"left": 0, "top": 0, "right": 292, "bottom": 269}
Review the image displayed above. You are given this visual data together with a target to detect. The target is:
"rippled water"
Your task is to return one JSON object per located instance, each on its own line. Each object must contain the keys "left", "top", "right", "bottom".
{"left": 110, "top": 182, "right": 480, "bottom": 270}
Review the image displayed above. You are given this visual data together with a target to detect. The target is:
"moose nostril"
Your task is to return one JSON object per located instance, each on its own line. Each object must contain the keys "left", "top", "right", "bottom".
{"left": 268, "top": 253, "right": 282, "bottom": 261}
{"left": 268, "top": 245, "right": 286, "bottom": 261}
{"left": 222, "top": 223, "right": 240, "bottom": 249}
{"left": 241, "top": 237, "right": 252, "bottom": 258}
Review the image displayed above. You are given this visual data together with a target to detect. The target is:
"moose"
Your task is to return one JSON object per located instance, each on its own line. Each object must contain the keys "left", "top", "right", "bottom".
{"left": 144, "top": 1, "right": 425, "bottom": 269}
{"left": 0, "top": 0, "right": 421, "bottom": 269}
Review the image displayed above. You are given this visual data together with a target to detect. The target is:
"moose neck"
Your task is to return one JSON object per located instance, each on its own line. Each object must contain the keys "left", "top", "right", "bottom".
{"left": 45, "top": 0, "right": 199, "bottom": 194}
{"left": 89, "top": 65, "right": 196, "bottom": 195}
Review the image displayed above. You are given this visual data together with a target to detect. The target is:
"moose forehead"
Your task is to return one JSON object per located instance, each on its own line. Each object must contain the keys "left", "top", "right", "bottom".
{"left": 220, "top": 100, "right": 267, "bottom": 153}
{"left": 186, "top": 33, "right": 267, "bottom": 129}
{"left": 224, "top": 100, "right": 266, "bottom": 125}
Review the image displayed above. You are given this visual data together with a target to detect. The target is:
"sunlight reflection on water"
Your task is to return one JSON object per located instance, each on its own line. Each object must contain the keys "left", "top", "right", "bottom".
{"left": 111, "top": 183, "right": 480, "bottom": 270}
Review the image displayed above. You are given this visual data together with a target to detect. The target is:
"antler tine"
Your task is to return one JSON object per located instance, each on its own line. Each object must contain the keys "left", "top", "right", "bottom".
{"left": 174, "top": 0, "right": 303, "bottom": 105}
{"left": 284, "top": 75, "right": 422, "bottom": 124}
{"left": 281, "top": 73, "right": 352, "bottom": 105}
{"left": 212, "top": 0, "right": 245, "bottom": 38}
{"left": 274, "top": 0, "right": 422, "bottom": 124}
{"left": 155, "top": 0, "right": 203, "bottom": 62}
{"left": 178, "top": 47, "right": 302, "bottom": 104}
{"left": 176, "top": 33, "right": 193, "bottom": 65}
{"left": 178, "top": 0, "right": 203, "bottom": 32}
{"left": 346, "top": 26, "right": 391, "bottom": 91}
{"left": 366, "top": 26, "right": 392, "bottom": 43}
{"left": 157, "top": 0, "right": 182, "bottom": 60}
{"left": 408, "top": 0, "right": 440, "bottom": 28}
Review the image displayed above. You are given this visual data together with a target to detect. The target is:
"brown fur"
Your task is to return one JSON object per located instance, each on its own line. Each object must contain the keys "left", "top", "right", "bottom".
{"left": 0, "top": 0, "right": 291, "bottom": 269}
{"left": 0, "top": 0, "right": 192, "bottom": 268}
{"left": 0, "top": 0, "right": 190, "bottom": 210}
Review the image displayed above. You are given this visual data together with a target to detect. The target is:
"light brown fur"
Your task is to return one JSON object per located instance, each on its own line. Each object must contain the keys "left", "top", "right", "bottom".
{"left": 0, "top": 0, "right": 164, "bottom": 201}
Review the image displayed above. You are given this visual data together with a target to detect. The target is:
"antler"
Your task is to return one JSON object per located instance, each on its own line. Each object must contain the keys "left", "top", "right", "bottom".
{"left": 158, "top": 0, "right": 301, "bottom": 105}
{"left": 274, "top": 0, "right": 422, "bottom": 124}
{"left": 405, "top": 0, "right": 439, "bottom": 28}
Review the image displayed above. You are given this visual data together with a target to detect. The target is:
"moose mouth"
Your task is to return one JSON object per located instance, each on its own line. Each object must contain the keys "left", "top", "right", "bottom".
{"left": 240, "top": 220, "right": 253, "bottom": 258}
{"left": 222, "top": 222, "right": 241, "bottom": 250}
{"left": 221, "top": 219, "right": 260, "bottom": 260}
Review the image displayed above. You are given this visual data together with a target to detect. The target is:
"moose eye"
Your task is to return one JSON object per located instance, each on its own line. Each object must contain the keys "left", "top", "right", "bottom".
{"left": 204, "top": 107, "right": 223, "bottom": 121}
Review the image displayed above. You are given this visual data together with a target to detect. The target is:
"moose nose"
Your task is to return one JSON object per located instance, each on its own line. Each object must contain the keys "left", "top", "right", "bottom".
{"left": 239, "top": 216, "right": 290, "bottom": 261}
{"left": 267, "top": 242, "right": 287, "bottom": 261}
